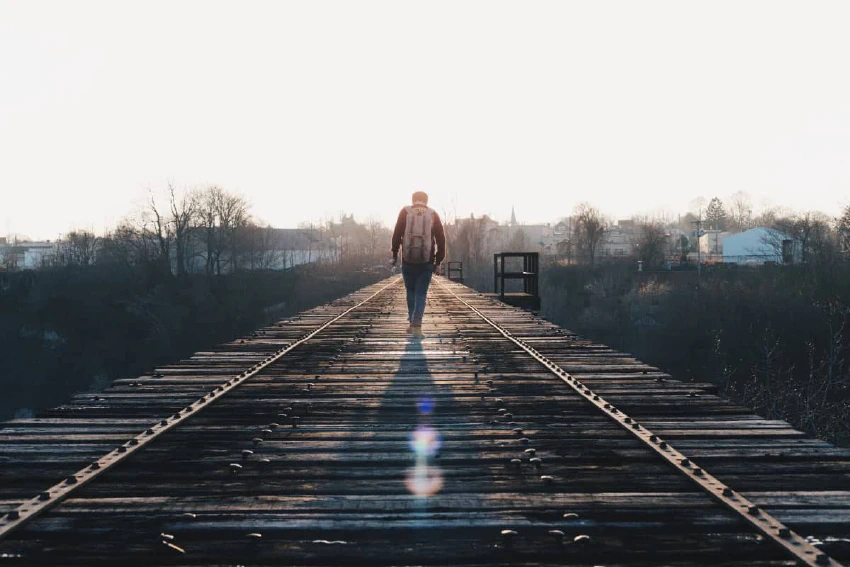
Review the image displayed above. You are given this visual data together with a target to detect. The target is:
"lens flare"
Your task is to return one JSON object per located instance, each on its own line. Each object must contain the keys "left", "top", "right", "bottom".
{"left": 409, "top": 425, "right": 441, "bottom": 457}
{"left": 405, "top": 460, "right": 444, "bottom": 497}
{"left": 416, "top": 396, "right": 435, "bottom": 415}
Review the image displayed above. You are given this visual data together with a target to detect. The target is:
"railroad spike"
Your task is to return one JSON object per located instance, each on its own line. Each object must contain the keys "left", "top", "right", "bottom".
{"left": 162, "top": 541, "right": 185, "bottom": 554}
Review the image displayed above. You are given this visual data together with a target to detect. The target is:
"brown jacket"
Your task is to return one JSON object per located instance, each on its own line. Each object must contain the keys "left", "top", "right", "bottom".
{"left": 392, "top": 207, "right": 446, "bottom": 265}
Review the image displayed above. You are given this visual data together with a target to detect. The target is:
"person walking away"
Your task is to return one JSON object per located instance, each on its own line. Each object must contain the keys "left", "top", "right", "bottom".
{"left": 391, "top": 191, "right": 446, "bottom": 338}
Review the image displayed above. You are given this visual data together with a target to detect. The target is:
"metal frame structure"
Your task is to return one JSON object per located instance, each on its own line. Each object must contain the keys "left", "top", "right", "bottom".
{"left": 446, "top": 261, "right": 464, "bottom": 283}
{"left": 492, "top": 252, "right": 540, "bottom": 310}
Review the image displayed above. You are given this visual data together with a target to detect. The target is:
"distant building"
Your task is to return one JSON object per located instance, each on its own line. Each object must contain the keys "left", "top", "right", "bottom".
{"left": 183, "top": 227, "right": 335, "bottom": 274}
{"left": 722, "top": 227, "right": 799, "bottom": 264}
{"left": 698, "top": 229, "right": 731, "bottom": 256}
{"left": 553, "top": 220, "right": 569, "bottom": 237}
{"left": 600, "top": 220, "right": 637, "bottom": 258}
{"left": 0, "top": 240, "right": 59, "bottom": 269}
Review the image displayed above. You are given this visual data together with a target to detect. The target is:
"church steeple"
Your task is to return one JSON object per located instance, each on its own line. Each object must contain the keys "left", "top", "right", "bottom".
{"left": 510, "top": 206, "right": 517, "bottom": 226}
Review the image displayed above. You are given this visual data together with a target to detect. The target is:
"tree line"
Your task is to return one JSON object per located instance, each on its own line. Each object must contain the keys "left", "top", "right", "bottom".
{"left": 554, "top": 196, "right": 849, "bottom": 269}
{"left": 27, "top": 185, "right": 392, "bottom": 277}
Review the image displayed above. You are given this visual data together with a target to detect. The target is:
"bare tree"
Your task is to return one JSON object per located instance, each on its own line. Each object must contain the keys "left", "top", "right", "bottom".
{"left": 239, "top": 222, "right": 281, "bottom": 271}
{"left": 169, "top": 184, "right": 198, "bottom": 277}
{"left": 197, "top": 187, "right": 222, "bottom": 276}
{"left": 508, "top": 228, "right": 529, "bottom": 251}
{"left": 753, "top": 204, "right": 785, "bottom": 228}
{"left": 60, "top": 230, "right": 99, "bottom": 266}
{"left": 634, "top": 218, "right": 668, "bottom": 267}
{"left": 297, "top": 222, "right": 320, "bottom": 267}
{"left": 365, "top": 217, "right": 386, "bottom": 263}
{"left": 217, "top": 191, "right": 249, "bottom": 272}
{"left": 195, "top": 186, "right": 248, "bottom": 275}
{"left": 689, "top": 196, "right": 707, "bottom": 216}
{"left": 452, "top": 214, "right": 488, "bottom": 266}
{"left": 0, "top": 239, "right": 16, "bottom": 270}
{"left": 556, "top": 239, "right": 573, "bottom": 264}
{"left": 98, "top": 221, "right": 156, "bottom": 269}
{"left": 147, "top": 191, "right": 172, "bottom": 275}
{"left": 773, "top": 212, "right": 833, "bottom": 265}
{"left": 572, "top": 203, "right": 607, "bottom": 267}
{"left": 839, "top": 204, "right": 850, "bottom": 256}
{"left": 728, "top": 191, "right": 753, "bottom": 232}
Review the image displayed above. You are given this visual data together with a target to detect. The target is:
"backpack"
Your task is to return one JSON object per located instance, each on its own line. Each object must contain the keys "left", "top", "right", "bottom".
{"left": 402, "top": 205, "right": 434, "bottom": 264}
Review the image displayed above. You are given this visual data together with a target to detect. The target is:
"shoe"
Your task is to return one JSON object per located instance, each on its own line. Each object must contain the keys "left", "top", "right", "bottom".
{"left": 406, "top": 324, "right": 414, "bottom": 333}
{"left": 411, "top": 325, "right": 424, "bottom": 339}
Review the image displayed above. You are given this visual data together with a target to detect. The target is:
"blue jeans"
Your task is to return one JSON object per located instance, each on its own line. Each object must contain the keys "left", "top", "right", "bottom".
{"left": 402, "top": 262, "right": 434, "bottom": 325}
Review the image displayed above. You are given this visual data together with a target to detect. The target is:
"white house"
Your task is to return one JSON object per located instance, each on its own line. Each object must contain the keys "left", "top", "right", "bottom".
{"left": 0, "top": 240, "right": 59, "bottom": 269}
{"left": 697, "top": 230, "right": 732, "bottom": 256}
{"left": 722, "top": 227, "right": 798, "bottom": 264}
{"left": 601, "top": 220, "right": 637, "bottom": 258}
{"left": 182, "top": 227, "right": 335, "bottom": 274}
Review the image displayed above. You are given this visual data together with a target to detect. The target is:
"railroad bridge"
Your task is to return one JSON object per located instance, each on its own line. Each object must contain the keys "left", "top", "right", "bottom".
{"left": 0, "top": 277, "right": 848, "bottom": 566}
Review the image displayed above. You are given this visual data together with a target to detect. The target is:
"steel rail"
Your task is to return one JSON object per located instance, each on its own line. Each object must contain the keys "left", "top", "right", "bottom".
{"left": 436, "top": 278, "right": 841, "bottom": 567}
{"left": 0, "top": 276, "right": 403, "bottom": 542}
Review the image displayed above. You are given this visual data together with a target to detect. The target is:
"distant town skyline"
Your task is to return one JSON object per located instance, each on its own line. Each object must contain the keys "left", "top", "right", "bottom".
{"left": 2, "top": 1, "right": 849, "bottom": 240}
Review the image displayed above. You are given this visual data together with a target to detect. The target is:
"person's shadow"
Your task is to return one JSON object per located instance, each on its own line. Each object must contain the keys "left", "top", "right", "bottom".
{"left": 374, "top": 323, "right": 456, "bottom": 522}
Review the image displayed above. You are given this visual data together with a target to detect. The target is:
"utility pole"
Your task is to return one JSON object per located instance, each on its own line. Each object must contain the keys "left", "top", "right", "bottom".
{"left": 691, "top": 208, "right": 703, "bottom": 286}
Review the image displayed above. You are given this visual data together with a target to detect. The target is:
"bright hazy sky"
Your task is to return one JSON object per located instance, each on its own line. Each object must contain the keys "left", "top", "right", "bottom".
{"left": 2, "top": 1, "right": 849, "bottom": 240}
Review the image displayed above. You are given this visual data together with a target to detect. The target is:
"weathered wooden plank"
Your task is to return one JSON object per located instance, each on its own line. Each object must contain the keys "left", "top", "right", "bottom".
{"left": 0, "top": 278, "right": 846, "bottom": 566}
